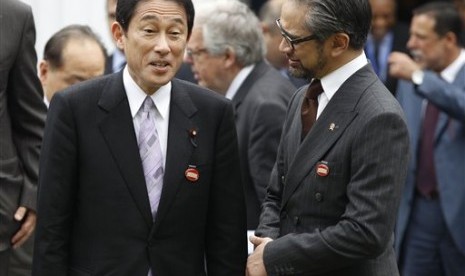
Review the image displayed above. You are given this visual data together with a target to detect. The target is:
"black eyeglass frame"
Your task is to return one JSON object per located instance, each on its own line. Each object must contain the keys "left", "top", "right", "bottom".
{"left": 276, "top": 18, "right": 318, "bottom": 50}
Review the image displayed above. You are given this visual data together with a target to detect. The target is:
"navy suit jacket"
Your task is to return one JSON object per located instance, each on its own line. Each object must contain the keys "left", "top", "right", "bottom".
{"left": 395, "top": 67, "right": 465, "bottom": 257}
{"left": 33, "top": 73, "right": 247, "bottom": 275}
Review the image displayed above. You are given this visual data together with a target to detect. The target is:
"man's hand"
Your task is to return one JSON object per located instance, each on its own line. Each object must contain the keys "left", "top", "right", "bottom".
{"left": 246, "top": 235, "right": 273, "bottom": 276}
{"left": 388, "top": 52, "right": 421, "bottom": 81}
{"left": 11, "top": 206, "right": 36, "bottom": 248}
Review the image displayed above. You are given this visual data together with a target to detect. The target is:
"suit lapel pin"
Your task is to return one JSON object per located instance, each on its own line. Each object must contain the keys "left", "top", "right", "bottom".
{"left": 316, "top": 161, "right": 330, "bottom": 177}
{"left": 189, "top": 128, "right": 198, "bottom": 148}
{"left": 329, "top": 123, "right": 337, "bottom": 131}
{"left": 185, "top": 165, "right": 200, "bottom": 182}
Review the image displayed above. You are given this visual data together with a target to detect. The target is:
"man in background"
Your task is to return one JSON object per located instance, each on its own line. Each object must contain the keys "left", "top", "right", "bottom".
{"left": 104, "top": 0, "right": 126, "bottom": 74}
{"left": 185, "top": 0, "right": 295, "bottom": 241}
{"left": 0, "top": 0, "right": 47, "bottom": 275}
{"left": 40, "top": 24, "right": 107, "bottom": 107}
{"left": 366, "top": 0, "right": 409, "bottom": 94}
{"left": 389, "top": 2, "right": 465, "bottom": 275}
{"left": 259, "top": 0, "right": 308, "bottom": 88}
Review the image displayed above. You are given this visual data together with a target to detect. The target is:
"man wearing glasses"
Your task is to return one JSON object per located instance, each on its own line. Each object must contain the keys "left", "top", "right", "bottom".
{"left": 247, "top": 0, "right": 410, "bottom": 275}
{"left": 185, "top": 0, "right": 295, "bottom": 242}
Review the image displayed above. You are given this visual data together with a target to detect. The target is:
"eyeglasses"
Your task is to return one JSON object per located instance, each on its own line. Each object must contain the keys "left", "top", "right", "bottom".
{"left": 186, "top": 48, "right": 208, "bottom": 60}
{"left": 276, "top": 18, "right": 317, "bottom": 50}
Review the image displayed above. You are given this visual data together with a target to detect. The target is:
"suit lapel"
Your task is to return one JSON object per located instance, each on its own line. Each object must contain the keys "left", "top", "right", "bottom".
{"left": 97, "top": 72, "right": 153, "bottom": 228}
{"left": 282, "top": 66, "right": 375, "bottom": 207}
{"left": 151, "top": 79, "right": 198, "bottom": 234}
{"left": 231, "top": 61, "right": 268, "bottom": 113}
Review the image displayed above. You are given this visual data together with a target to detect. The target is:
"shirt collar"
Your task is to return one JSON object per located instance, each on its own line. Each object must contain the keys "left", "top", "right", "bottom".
{"left": 320, "top": 52, "right": 368, "bottom": 101}
{"left": 225, "top": 64, "right": 255, "bottom": 100}
{"left": 441, "top": 49, "right": 465, "bottom": 83}
{"left": 123, "top": 66, "right": 171, "bottom": 119}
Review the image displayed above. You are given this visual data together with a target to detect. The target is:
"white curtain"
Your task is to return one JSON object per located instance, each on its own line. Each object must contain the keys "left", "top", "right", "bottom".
{"left": 21, "top": 0, "right": 113, "bottom": 60}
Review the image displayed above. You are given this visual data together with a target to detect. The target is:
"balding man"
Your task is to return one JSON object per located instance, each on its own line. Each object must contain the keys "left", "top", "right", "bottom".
{"left": 39, "top": 25, "right": 107, "bottom": 107}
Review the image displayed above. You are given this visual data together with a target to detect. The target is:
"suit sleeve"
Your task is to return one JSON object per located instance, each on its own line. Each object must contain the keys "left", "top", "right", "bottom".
{"left": 205, "top": 102, "right": 248, "bottom": 275}
{"left": 418, "top": 71, "right": 465, "bottom": 122}
{"left": 8, "top": 5, "right": 46, "bottom": 210}
{"left": 33, "top": 93, "right": 77, "bottom": 275}
{"left": 262, "top": 112, "right": 410, "bottom": 275}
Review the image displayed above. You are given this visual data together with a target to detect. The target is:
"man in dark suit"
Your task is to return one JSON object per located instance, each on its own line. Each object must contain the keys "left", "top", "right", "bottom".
{"left": 185, "top": 0, "right": 295, "bottom": 237}
{"left": 366, "top": 0, "right": 409, "bottom": 94}
{"left": 104, "top": 0, "right": 126, "bottom": 74}
{"left": 246, "top": 0, "right": 410, "bottom": 275}
{"left": 33, "top": 0, "right": 247, "bottom": 275}
{"left": 39, "top": 24, "right": 107, "bottom": 107}
{"left": 389, "top": 2, "right": 465, "bottom": 275}
{"left": 0, "top": 0, "right": 47, "bottom": 275}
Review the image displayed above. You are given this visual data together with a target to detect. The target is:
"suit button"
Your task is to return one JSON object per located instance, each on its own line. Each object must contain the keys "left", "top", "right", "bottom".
{"left": 315, "top": 192, "right": 323, "bottom": 202}
{"left": 281, "top": 175, "right": 285, "bottom": 185}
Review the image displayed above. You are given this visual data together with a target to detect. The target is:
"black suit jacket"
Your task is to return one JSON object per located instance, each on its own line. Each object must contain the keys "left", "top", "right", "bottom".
{"left": 232, "top": 61, "right": 295, "bottom": 229}
{"left": 33, "top": 73, "right": 247, "bottom": 275}
{"left": 0, "top": 0, "right": 46, "bottom": 251}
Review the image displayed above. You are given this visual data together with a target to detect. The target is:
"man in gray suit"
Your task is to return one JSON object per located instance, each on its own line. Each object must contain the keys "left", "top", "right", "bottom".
{"left": 389, "top": 2, "right": 465, "bottom": 275}
{"left": 247, "top": 0, "right": 409, "bottom": 275}
{"left": 0, "top": 0, "right": 47, "bottom": 275}
{"left": 185, "top": 0, "right": 295, "bottom": 234}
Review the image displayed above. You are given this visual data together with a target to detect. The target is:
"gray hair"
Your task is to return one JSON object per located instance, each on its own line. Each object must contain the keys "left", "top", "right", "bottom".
{"left": 195, "top": 0, "right": 266, "bottom": 66}
{"left": 296, "top": 0, "right": 371, "bottom": 50}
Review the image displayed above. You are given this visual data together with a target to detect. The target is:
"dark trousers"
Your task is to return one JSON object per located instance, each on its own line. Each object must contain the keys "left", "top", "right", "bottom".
{"left": 400, "top": 194, "right": 465, "bottom": 276}
{"left": 0, "top": 248, "right": 11, "bottom": 276}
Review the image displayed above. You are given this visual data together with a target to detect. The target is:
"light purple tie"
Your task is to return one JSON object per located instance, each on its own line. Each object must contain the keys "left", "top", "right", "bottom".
{"left": 138, "top": 97, "right": 164, "bottom": 220}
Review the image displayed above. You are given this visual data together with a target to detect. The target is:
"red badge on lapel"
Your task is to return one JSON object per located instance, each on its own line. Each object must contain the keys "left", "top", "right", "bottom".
{"left": 316, "top": 162, "right": 330, "bottom": 177}
{"left": 185, "top": 167, "right": 199, "bottom": 182}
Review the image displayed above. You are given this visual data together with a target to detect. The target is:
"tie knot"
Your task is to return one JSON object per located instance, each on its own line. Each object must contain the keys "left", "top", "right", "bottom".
{"left": 142, "top": 96, "right": 155, "bottom": 113}
{"left": 306, "top": 79, "right": 323, "bottom": 100}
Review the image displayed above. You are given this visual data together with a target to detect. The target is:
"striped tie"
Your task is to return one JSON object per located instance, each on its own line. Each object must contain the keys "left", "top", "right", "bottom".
{"left": 138, "top": 97, "right": 164, "bottom": 220}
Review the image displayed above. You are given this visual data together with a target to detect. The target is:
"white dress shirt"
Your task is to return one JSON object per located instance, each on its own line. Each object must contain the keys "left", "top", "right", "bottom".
{"left": 123, "top": 67, "right": 171, "bottom": 167}
{"left": 225, "top": 64, "right": 255, "bottom": 100}
{"left": 318, "top": 52, "right": 369, "bottom": 119}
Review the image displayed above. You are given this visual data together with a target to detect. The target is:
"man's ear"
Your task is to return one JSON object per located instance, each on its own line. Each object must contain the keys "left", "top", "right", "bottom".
{"left": 223, "top": 47, "right": 237, "bottom": 68}
{"left": 38, "top": 60, "right": 49, "bottom": 84}
{"left": 330, "top": 33, "right": 350, "bottom": 57}
{"left": 111, "top": 21, "right": 125, "bottom": 51}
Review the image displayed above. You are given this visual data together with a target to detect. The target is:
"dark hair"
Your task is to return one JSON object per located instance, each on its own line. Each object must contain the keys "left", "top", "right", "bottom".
{"left": 43, "top": 24, "right": 107, "bottom": 69}
{"left": 296, "top": 0, "right": 371, "bottom": 50}
{"left": 413, "top": 2, "right": 463, "bottom": 46}
{"left": 116, "top": 0, "right": 195, "bottom": 39}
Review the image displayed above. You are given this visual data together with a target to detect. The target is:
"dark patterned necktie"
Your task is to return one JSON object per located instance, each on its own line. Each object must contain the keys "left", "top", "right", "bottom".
{"left": 416, "top": 101, "right": 440, "bottom": 197}
{"left": 301, "top": 79, "right": 323, "bottom": 139}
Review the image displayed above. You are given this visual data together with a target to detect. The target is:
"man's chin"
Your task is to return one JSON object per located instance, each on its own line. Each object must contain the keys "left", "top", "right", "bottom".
{"left": 288, "top": 67, "right": 308, "bottom": 79}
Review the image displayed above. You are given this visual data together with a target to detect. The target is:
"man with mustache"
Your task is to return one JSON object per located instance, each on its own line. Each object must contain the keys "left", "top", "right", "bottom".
{"left": 389, "top": 2, "right": 465, "bottom": 275}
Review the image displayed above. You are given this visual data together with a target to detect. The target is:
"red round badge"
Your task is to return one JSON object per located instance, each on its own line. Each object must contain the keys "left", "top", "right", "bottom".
{"left": 185, "top": 168, "right": 200, "bottom": 182}
{"left": 316, "top": 164, "right": 329, "bottom": 177}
